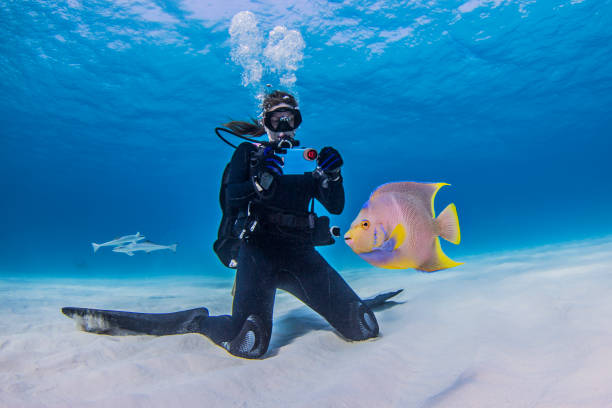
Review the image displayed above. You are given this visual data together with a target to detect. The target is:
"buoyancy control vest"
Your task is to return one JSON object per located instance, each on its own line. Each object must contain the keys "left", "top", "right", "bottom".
{"left": 212, "top": 162, "right": 335, "bottom": 269}
{"left": 212, "top": 128, "right": 338, "bottom": 269}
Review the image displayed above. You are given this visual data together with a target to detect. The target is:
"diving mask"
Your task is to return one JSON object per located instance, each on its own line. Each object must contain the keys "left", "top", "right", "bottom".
{"left": 263, "top": 107, "right": 302, "bottom": 132}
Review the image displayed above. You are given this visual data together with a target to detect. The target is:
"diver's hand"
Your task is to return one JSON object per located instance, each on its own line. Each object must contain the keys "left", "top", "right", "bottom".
{"left": 313, "top": 146, "right": 343, "bottom": 189}
{"left": 317, "top": 146, "right": 343, "bottom": 178}
{"left": 250, "top": 146, "right": 283, "bottom": 196}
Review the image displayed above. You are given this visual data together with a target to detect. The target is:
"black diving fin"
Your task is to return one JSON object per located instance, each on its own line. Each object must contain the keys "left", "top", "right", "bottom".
{"left": 61, "top": 306, "right": 209, "bottom": 336}
{"left": 362, "top": 289, "right": 403, "bottom": 309}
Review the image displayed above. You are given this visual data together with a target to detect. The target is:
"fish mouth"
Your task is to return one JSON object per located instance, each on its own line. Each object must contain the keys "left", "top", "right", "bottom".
{"left": 344, "top": 236, "right": 353, "bottom": 248}
{"left": 344, "top": 236, "right": 356, "bottom": 251}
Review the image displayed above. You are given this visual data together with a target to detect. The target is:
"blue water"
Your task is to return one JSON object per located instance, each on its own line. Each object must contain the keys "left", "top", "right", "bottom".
{"left": 1, "top": 0, "right": 611, "bottom": 278}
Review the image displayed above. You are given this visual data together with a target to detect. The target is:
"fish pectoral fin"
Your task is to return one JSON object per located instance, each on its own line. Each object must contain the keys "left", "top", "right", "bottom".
{"left": 389, "top": 224, "right": 406, "bottom": 250}
{"left": 377, "top": 224, "right": 405, "bottom": 252}
{"left": 126, "top": 251, "right": 134, "bottom": 256}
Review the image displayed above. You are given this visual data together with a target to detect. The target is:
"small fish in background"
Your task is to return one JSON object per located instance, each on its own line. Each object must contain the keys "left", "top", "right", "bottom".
{"left": 344, "top": 182, "right": 462, "bottom": 272}
{"left": 112, "top": 241, "right": 177, "bottom": 256}
{"left": 91, "top": 232, "right": 145, "bottom": 253}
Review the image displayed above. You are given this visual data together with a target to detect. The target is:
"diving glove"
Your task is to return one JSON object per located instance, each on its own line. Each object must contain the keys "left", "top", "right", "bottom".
{"left": 317, "top": 146, "right": 343, "bottom": 175}
{"left": 314, "top": 146, "right": 343, "bottom": 186}
{"left": 250, "top": 146, "right": 283, "bottom": 197}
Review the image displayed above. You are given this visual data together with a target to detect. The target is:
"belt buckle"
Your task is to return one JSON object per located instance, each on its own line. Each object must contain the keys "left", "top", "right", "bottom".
{"left": 308, "top": 214, "right": 315, "bottom": 229}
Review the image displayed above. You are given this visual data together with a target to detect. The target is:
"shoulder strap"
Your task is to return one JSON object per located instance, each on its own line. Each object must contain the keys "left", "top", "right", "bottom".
{"left": 219, "top": 163, "right": 231, "bottom": 209}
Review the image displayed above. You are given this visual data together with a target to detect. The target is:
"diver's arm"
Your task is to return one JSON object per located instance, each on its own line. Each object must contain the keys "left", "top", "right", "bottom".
{"left": 226, "top": 142, "right": 258, "bottom": 208}
{"left": 315, "top": 175, "right": 345, "bottom": 214}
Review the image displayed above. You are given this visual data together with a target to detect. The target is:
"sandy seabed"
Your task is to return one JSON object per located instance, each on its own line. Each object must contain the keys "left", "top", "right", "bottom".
{"left": 1, "top": 237, "right": 612, "bottom": 408}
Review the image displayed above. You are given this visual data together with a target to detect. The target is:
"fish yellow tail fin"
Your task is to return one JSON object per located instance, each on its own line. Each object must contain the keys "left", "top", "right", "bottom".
{"left": 435, "top": 203, "right": 461, "bottom": 244}
{"left": 418, "top": 238, "right": 464, "bottom": 272}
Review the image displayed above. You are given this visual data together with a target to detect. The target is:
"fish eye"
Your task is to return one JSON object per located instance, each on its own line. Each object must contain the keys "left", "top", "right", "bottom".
{"left": 360, "top": 221, "right": 369, "bottom": 230}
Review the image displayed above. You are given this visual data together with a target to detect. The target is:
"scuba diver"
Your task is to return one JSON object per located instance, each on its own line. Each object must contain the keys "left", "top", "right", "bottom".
{"left": 207, "top": 90, "right": 380, "bottom": 358}
{"left": 62, "top": 91, "right": 399, "bottom": 359}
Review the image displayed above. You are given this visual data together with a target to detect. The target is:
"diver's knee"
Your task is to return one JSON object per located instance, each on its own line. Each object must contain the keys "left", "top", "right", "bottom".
{"left": 222, "top": 314, "right": 271, "bottom": 359}
{"left": 341, "top": 302, "right": 379, "bottom": 341}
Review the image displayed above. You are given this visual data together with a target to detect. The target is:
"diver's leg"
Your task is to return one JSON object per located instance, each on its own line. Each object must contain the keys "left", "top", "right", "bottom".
{"left": 277, "top": 247, "right": 379, "bottom": 341}
{"left": 63, "top": 241, "right": 276, "bottom": 359}
{"left": 201, "top": 241, "right": 277, "bottom": 358}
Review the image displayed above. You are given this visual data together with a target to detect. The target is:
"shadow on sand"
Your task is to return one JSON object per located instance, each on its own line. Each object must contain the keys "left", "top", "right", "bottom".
{"left": 266, "top": 297, "right": 405, "bottom": 357}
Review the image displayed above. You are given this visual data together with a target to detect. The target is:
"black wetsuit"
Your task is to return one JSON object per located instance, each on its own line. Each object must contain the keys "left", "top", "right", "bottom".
{"left": 61, "top": 142, "right": 381, "bottom": 359}
{"left": 199, "top": 142, "right": 379, "bottom": 358}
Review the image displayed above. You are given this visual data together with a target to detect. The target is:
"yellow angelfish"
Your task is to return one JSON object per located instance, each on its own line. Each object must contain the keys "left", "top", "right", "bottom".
{"left": 344, "top": 182, "right": 462, "bottom": 272}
